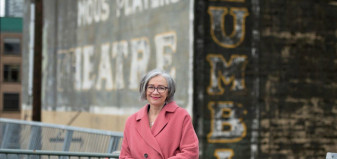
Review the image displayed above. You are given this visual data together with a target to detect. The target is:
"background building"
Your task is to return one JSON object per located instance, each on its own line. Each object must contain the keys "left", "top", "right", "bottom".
{"left": 0, "top": 17, "right": 23, "bottom": 119}
{"left": 4, "top": 0, "right": 24, "bottom": 17}
{"left": 20, "top": 0, "right": 337, "bottom": 158}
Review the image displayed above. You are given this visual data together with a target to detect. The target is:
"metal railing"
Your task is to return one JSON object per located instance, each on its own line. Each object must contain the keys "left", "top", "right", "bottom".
{"left": 0, "top": 149, "right": 119, "bottom": 159}
{"left": 0, "top": 118, "right": 123, "bottom": 158}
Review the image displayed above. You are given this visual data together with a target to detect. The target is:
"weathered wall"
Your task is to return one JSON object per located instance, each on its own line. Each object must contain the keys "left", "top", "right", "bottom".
{"left": 194, "top": 0, "right": 337, "bottom": 158}
{"left": 20, "top": 0, "right": 337, "bottom": 158}
{"left": 259, "top": 0, "right": 337, "bottom": 158}
{"left": 193, "top": 0, "right": 260, "bottom": 158}
{"left": 22, "top": 0, "right": 194, "bottom": 130}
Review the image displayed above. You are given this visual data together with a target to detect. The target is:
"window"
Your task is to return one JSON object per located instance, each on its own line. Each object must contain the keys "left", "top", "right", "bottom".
{"left": 4, "top": 38, "right": 21, "bottom": 55}
{"left": 4, "top": 64, "right": 20, "bottom": 82}
{"left": 3, "top": 93, "right": 20, "bottom": 111}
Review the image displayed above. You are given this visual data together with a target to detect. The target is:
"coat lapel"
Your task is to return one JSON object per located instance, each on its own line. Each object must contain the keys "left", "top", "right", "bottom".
{"left": 151, "top": 102, "right": 179, "bottom": 137}
{"left": 151, "top": 111, "right": 168, "bottom": 137}
{"left": 135, "top": 102, "right": 179, "bottom": 158}
{"left": 135, "top": 105, "right": 164, "bottom": 158}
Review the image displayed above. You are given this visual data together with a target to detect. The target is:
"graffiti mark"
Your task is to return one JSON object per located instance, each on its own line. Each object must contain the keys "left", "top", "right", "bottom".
{"left": 207, "top": 101, "right": 247, "bottom": 143}
{"left": 208, "top": 7, "right": 249, "bottom": 48}
{"left": 207, "top": 54, "right": 248, "bottom": 95}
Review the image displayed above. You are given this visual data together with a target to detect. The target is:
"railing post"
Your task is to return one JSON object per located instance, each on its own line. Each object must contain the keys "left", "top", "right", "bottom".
{"left": 1, "top": 123, "right": 11, "bottom": 149}
{"left": 28, "top": 126, "right": 41, "bottom": 150}
{"left": 0, "top": 123, "right": 10, "bottom": 159}
{"left": 108, "top": 136, "right": 122, "bottom": 154}
{"left": 63, "top": 130, "right": 73, "bottom": 151}
{"left": 28, "top": 126, "right": 41, "bottom": 159}
{"left": 112, "top": 137, "right": 120, "bottom": 152}
{"left": 107, "top": 136, "right": 116, "bottom": 153}
{"left": 60, "top": 130, "right": 73, "bottom": 159}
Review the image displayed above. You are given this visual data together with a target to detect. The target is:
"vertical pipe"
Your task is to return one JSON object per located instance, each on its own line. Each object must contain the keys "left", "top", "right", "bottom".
{"left": 32, "top": 0, "right": 43, "bottom": 122}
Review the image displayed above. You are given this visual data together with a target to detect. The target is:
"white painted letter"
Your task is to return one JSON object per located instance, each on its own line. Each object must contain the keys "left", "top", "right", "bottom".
{"left": 129, "top": 37, "right": 150, "bottom": 89}
{"left": 96, "top": 43, "right": 113, "bottom": 90}
{"left": 101, "top": 0, "right": 110, "bottom": 21}
{"left": 154, "top": 31, "right": 177, "bottom": 79}
{"left": 82, "top": 45, "right": 95, "bottom": 90}
{"left": 74, "top": 47, "right": 82, "bottom": 90}
{"left": 112, "top": 41, "right": 128, "bottom": 89}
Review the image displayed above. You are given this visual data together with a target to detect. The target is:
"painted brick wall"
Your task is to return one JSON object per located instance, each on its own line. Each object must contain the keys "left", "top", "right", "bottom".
{"left": 259, "top": 0, "right": 337, "bottom": 158}
{"left": 194, "top": 0, "right": 337, "bottom": 158}
{"left": 193, "top": 0, "right": 260, "bottom": 158}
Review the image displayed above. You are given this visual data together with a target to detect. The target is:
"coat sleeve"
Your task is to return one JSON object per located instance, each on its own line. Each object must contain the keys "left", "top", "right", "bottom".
{"left": 119, "top": 120, "right": 134, "bottom": 159}
{"left": 168, "top": 113, "right": 199, "bottom": 159}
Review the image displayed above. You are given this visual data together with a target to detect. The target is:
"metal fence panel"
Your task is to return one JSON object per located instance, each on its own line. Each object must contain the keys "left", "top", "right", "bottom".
{"left": 0, "top": 149, "right": 119, "bottom": 159}
{"left": 0, "top": 118, "right": 123, "bottom": 154}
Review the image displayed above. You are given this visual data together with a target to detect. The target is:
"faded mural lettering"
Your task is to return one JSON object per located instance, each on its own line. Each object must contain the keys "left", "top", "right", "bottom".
{"left": 207, "top": 54, "right": 247, "bottom": 95}
{"left": 56, "top": 31, "right": 177, "bottom": 92}
{"left": 22, "top": 0, "right": 194, "bottom": 112}
{"left": 214, "top": 149, "right": 234, "bottom": 159}
{"left": 208, "top": 7, "right": 249, "bottom": 48}
{"left": 207, "top": 101, "right": 247, "bottom": 143}
{"left": 206, "top": 1, "right": 252, "bottom": 158}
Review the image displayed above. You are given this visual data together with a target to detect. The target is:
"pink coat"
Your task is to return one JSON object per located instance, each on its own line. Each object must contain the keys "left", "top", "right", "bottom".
{"left": 119, "top": 101, "right": 199, "bottom": 159}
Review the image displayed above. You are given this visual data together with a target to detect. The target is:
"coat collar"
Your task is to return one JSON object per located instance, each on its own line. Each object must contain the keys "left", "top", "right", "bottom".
{"left": 135, "top": 101, "right": 178, "bottom": 157}
{"left": 135, "top": 101, "right": 178, "bottom": 120}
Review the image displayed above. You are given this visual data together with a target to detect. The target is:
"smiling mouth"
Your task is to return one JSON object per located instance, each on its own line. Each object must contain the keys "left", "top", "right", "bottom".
{"left": 151, "top": 96, "right": 161, "bottom": 99}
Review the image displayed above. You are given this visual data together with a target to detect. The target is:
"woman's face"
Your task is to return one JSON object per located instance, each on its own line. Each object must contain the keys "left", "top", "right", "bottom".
{"left": 146, "top": 75, "right": 168, "bottom": 107}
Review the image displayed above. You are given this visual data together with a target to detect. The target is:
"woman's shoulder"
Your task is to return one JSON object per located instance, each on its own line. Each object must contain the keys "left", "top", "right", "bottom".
{"left": 175, "top": 106, "right": 189, "bottom": 115}
{"left": 167, "top": 102, "right": 191, "bottom": 117}
{"left": 125, "top": 104, "right": 148, "bottom": 123}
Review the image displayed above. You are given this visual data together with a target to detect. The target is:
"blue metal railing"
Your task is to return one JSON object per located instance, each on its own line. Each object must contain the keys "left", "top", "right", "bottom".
{"left": 0, "top": 148, "right": 119, "bottom": 158}
{"left": 0, "top": 118, "right": 123, "bottom": 158}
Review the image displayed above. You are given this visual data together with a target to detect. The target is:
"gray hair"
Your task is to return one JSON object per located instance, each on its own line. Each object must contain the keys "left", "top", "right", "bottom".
{"left": 139, "top": 69, "right": 176, "bottom": 103}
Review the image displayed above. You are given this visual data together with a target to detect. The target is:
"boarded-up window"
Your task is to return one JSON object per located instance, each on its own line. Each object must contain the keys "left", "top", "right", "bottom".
{"left": 3, "top": 93, "right": 20, "bottom": 111}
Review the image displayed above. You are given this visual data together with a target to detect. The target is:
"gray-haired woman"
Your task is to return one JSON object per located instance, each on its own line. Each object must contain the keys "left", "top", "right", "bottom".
{"left": 120, "top": 69, "right": 199, "bottom": 159}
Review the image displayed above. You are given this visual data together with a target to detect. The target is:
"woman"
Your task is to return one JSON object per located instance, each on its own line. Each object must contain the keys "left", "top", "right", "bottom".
{"left": 119, "top": 69, "right": 199, "bottom": 159}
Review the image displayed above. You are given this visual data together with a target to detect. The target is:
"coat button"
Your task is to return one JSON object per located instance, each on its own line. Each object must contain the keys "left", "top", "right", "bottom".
{"left": 144, "top": 153, "right": 148, "bottom": 158}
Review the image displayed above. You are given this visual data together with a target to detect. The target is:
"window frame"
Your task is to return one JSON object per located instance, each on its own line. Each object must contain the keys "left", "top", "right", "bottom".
{"left": 3, "top": 37, "right": 22, "bottom": 56}
{"left": 3, "top": 93, "right": 20, "bottom": 112}
{"left": 3, "top": 64, "right": 21, "bottom": 83}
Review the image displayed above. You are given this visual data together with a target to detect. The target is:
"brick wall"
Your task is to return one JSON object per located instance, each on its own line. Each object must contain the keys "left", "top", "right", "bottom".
{"left": 259, "top": 0, "right": 337, "bottom": 158}
{"left": 194, "top": 0, "right": 337, "bottom": 158}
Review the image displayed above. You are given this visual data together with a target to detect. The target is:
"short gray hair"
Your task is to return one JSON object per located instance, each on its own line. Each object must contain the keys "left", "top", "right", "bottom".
{"left": 139, "top": 69, "right": 176, "bottom": 103}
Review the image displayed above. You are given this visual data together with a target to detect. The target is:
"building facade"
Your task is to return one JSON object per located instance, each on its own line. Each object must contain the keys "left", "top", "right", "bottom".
{"left": 21, "top": 0, "right": 337, "bottom": 158}
{"left": 0, "top": 17, "right": 23, "bottom": 119}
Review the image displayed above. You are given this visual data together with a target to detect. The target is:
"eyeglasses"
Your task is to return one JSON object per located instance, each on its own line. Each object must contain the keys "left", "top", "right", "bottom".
{"left": 147, "top": 85, "right": 168, "bottom": 93}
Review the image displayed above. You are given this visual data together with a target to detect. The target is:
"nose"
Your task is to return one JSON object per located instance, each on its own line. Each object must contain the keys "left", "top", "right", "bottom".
{"left": 152, "top": 88, "right": 160, "bottom": 93}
